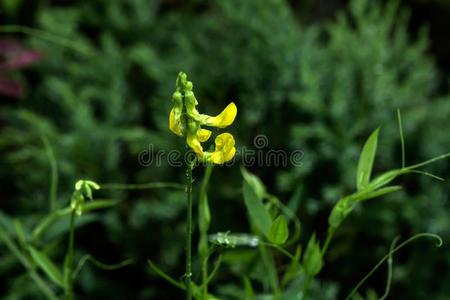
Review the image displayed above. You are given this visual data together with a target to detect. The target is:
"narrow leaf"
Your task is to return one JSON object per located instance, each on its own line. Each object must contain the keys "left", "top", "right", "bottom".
{"left": 81, "top": 199, "right": 118, "bottom": 213}
{"left": 268, "top": 215, "right": 289, "bottom": 245}
{"left": 241, "top": 168, "right": 272, "bottom": 236}
{"left": 14, "top": 219, "right": 27, "bottom": 249}
{"left": 243, "top": 276, "right": 255, "bottom": 300}
{"left": 328, "top": 197, "right": 356, "bottom": 229}
{"left": 357, "top": 128, "right": 380, "bottom": 191}
{"left": 356, "top": 186, "right": 402, "bottom": 202}
{"left": 241, "top": 167, "right": 266, "bottom": 200}
{"left": 368, "top": 169, "right": 408, "bottom": 190}
{"left": 303, "top": 234, "right": 323, "bottom": 276}
{"left": 28, "top": 246, "right": 64, "bottom": 287}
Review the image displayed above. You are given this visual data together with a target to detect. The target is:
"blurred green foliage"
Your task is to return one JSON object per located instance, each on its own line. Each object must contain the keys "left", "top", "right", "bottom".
{"left": 0, "top": 0, "right": 449, "bottom": 299}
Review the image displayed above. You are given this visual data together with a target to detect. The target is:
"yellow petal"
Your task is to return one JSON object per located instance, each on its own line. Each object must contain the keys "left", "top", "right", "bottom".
{"left": 186, "top": 132, "right": 204, "bottom": 156}
{"left": 169, "top": 108, "right": 183, "bottom": 136}
{"left": 197, "top": 128, "right": 212, "bottom": 143}
{"left": 203, "top": 102, "right": 237, "bottom": 128}
{"left": 208, "top": 133, "right": 236, "bottom": 164}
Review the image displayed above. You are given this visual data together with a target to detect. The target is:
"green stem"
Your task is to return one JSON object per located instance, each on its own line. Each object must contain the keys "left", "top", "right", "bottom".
{"left": 321, "top": 226, "right": 336, "bottom": 256}
{"left": 259, "top": 244, "right": 279, "bottom": 295}
{"left": 261, "top": 242, "right": 295, "bottom": 260}
{"left": 301, "top": 276, "right": 312, "bottom": 300}
{"left": 345, "top": 233, "right": 442, "bottom": 300}
{"left": 199, "top": 164, "right": 213, "bottom": 300}
{"left": 185, "top": 160, "right": 194, "bottom": 300}
{"left": 201, "top": 255, "right": 209, "bottom": 299}
{"left": 65, "top": 211, "right": 76, "bottom": 300}
{"left": 406, "top": 153, "right": 450, "bottom": 170}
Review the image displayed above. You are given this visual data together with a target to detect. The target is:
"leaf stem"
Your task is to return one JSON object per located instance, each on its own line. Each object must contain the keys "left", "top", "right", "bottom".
{"left": 345, "top": 233, "right": 442, "bottom": 300}
{"left": 321, "top": 226, "right": 336, "bottom": 256}
{"left": 406, "top": 153, "right": 450, "bottom": 170}
{"left": 148, "top": 260, "right": 185, "bottom": 290}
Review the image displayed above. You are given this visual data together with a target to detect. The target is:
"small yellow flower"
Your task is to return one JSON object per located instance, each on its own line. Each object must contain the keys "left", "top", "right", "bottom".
{"left": 196, "top": 128, "right": 212, "bottom": 142}
{"left": 187, "top": 131, "right": 204, "bottom": 156}
{"left": 169, "top": 91, "right": 184, "bottom": 136}
{"left": 168, "top": 72, "right": 237, "bottom": 164}
{"left": 205, "top": 133, "right": 236, "bottom": 164}
{"left": 169, "top": 108, "right": 183, "bottom": 136}
{"left": 199, "top": 102, "right": 237, "bottom": 128}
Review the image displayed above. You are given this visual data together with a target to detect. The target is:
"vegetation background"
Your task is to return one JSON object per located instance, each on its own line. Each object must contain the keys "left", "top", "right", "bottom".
{"left": 0, "top": 0, "right": 449, "bottom": 299}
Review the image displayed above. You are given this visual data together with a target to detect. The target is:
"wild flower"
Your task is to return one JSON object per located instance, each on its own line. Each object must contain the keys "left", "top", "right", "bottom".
{"left": 169, "top": 72, "right": 237, "bottom": 164}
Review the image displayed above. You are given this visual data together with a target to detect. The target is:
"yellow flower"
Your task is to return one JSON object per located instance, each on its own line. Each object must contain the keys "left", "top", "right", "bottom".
{"left": 168, "top": 72, "right": 237, "bottom": 164}
{"left": 197, "top": 128, "right": 212, "bottom": 142}
{"left": 169, "top": 91, "right": 184, "bottom": 136}
{"left": 204, "top": 133, "right": 236, "bottom": 164}
{"left": 200, "top": 102, "right": 237, "bottom": 128}
{"left": 187, "top": 131, "right": 204, "bottom": 156}
{"left": 184, "top": 91, "right": 237, "bottom": 129}
{"left": 186, "top": 127, "right": 212, "bottom": 156}
{"left": 169, "top": 108, "right": 183, "bottom": 136}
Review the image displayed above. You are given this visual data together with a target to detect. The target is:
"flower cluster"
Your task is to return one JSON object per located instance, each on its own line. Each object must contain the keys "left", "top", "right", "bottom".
{"left": 70, "top": 180, "right": 100, "bottom": 216}
{"left": 169, "top": 72, "right": 237, "bottom": 164}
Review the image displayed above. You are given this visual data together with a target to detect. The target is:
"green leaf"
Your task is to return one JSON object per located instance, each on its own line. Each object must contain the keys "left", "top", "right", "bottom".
{"left": 368, "top": 169, "right": 408, "bottom": 190}
{"left": 199, "top": 194, "right": 211, "bottom": 233}
{"left": 241, "top": 167, "right": 266, "bottom": 200}
{"left": 328, "top": 197, "right": 356, "bottom": 228}
{"left": 199, "top": 164, "right": 213, "bottom": 234}
{"left": 356, "top": 186, "right": 402, "bottom": 202}
{"left": 302, "top": 234, "right": 323, "bottom": 276}
{"left": 81, "top": 199, "right": 118, "bottom": 213}
{"left": 0, "top": 210, "right": 15, "bottom": 236}
{"left": 28, "top": 246, "right": 64, "bottom": 288}
{"left": 241, "top": 167, "right": 272, "bottom": 236}
{"left": 268, "top": 215, "right": 289, "bottom": 244}
{"left": 199, "top": 164, "right": 213, "bottom": 257}
{"left": 14, "top": 219, "right": 27, "bottom": 249}
{"left": 357, "top": 128, "right": 380, "bottom": 191}
{"left": 243, "top": 276, "right": 255, "bottom": 300}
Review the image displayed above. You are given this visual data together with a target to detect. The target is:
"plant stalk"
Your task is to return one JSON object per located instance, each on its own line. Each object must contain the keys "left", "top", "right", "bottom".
{"left": 302, "top": 275, "right": 312, "bottom": 300}
{"left": 65, "top": 211, "right": 76, "bottom": 300}
{"left": 185, "top": 160, "right": 194, "bottom": 300}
